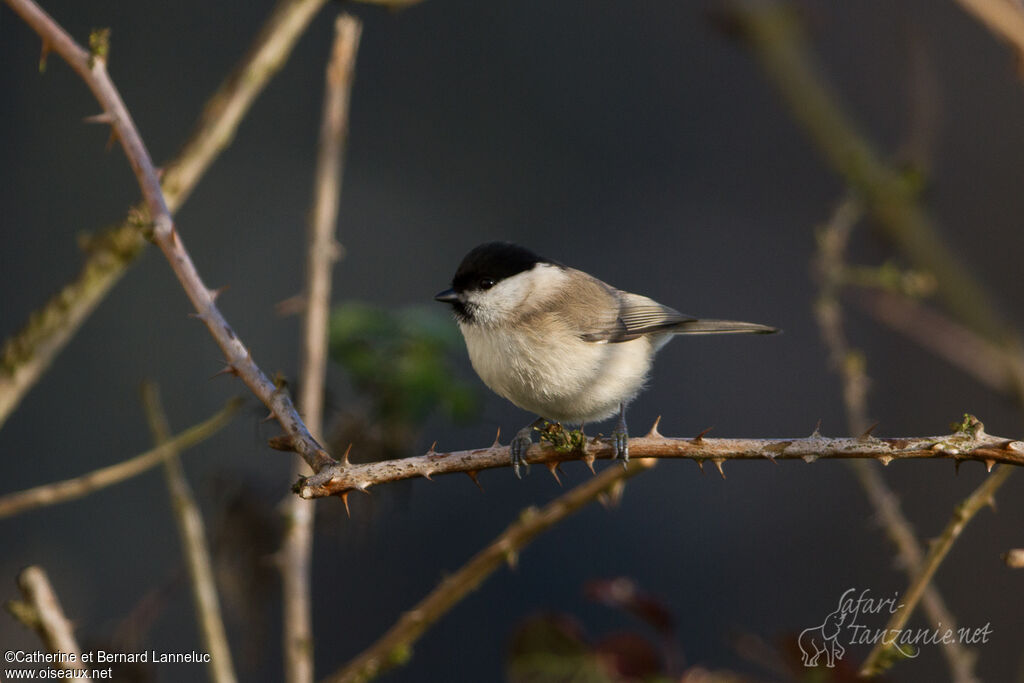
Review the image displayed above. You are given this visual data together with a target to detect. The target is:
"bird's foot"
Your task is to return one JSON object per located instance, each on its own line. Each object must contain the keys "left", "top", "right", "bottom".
{"left": 511, "top": 418, "right": 546, "bottom": 478}
{"left": 612, "top": 403, "right": 629, "bottom": 467}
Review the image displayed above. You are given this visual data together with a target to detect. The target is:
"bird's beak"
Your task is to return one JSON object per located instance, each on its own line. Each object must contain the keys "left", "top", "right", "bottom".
{"left": 434, "top": 288, "right": 460, "bottom": 304}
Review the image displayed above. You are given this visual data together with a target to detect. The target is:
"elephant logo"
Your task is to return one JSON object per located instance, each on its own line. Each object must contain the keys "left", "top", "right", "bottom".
{"left": 798, "top": 606, "right": 847, "bottom": 667}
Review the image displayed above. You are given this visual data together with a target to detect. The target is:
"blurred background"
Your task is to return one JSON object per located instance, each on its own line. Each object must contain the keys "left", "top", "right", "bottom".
{"left": 2, "top": 0, "right": 1024, "bottom": 680}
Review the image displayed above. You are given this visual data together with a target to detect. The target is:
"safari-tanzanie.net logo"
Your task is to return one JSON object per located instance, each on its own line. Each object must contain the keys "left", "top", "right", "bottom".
{"left": 799, "top": 588, "right": 992, "bottom": 668}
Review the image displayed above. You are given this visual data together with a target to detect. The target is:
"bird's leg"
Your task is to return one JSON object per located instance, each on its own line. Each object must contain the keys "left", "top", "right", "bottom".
{"left": 611, "top": 402, "right": 629, "bottom": 466}
{"left": 511, "top": 416, "right": 546, "bottom": 478}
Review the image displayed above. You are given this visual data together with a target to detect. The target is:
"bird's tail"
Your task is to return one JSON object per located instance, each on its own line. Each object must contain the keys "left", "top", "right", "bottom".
{"left": 671, "top": 319, "right": 779, "bottom": 335}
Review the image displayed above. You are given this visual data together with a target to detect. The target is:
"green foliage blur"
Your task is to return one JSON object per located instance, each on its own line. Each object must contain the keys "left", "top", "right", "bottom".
{"left": 327, "top": 302, "right": 477, "bottom": 461}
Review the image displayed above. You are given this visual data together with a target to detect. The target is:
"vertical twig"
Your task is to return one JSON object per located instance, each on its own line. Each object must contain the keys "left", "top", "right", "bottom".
{"left": 142, "top": 383, "right": 237, "bottom": 683}
{"left": 280, "top": 15, "right": 362, "bottom": 683}
{"left": 5, "top": 567, "right": 85, "bottom": 671}
{"left": 814, "top": 198, "right": 978, "bottom": 682}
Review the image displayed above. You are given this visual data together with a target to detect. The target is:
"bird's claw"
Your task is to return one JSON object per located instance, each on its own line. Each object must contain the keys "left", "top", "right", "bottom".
{"left": 510, "top": 427, "right": 534, "bottom": 479}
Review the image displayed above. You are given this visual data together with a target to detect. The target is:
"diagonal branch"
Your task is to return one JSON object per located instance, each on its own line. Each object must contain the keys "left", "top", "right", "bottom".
{"left": 325, "top": 458, "right": 656, "bottom": 683}
{"left": 0, "top": 397, "right": 241, "bottom": 520}
{"left": 142, "top": 383, "right": 236, "bottom": 683}
{"left": 3, "top": 0, "right": 336, "bottom": 473}
{"left": 280, "top": 14, "right": 361, "bottom": 683}
{"left": 860, "top": 464, "right": 1012, "bottom": 676}
{"left": 297, "top": 420, "right": 1024, "bottom": 499}
{"left": 0, "top": 0, "right": 329, "bottom": 433}
{"left": 721, "top": 1, "right": 1008, "bottom": 344}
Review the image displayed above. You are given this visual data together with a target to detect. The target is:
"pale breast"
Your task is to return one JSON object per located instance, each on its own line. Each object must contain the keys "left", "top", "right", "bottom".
{"left": 460, "top": 320, "right": 654, "bottom": 423}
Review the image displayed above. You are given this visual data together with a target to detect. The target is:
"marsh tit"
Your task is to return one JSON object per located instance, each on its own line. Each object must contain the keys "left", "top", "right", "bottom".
{"left": 435, "top": 242, "right": 777, "bottom": 477}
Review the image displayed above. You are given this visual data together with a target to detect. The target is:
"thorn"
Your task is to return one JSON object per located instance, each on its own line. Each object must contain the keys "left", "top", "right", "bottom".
{"left": 597, "top": 492, "right": 611, "bottom": 509}
{"left": 505, "top": 549, "right": 519, "bottom": 570}
{"left": 210, "top": 364, "right": 237, "bottom": 379}
{"left": 83, "top": 112, "right": 114, "bottom": 125}
{"left": 859, "top": 422, "right": 879, "bottom": 441}
{"left": 210, "top": 285, "right": 229, "bottom": 302}
{"left": 422, "top": 470, "right": 434, "bottom": 481}
{"left": 39, "top": 40, "right": 51, "bottom": 73}
{"left": 341, "top": 443, "right": 352, "bottom": 466}
{"left": 764, "top": 451, "right": 779, "bottom": 465}
{"left": 583, "top": 452, "right": 596, "bottom": 475}
{"left": 428, "top": 441, "right": 438, "bottom": 455}
{"left": 261, "top": 411, "right": 275, "bottom": 424}
{"left": 546, "top": 462, "right": 562, "bottom": 486}
{"left": 985, "top": 459, "right": 995, "bottom": 473}
{"left": 274, "top": 294, "right": 305, "bottom": 317}
{"left": 338, "top": 491, "right": 351, "bottom": 517}
{"left": 712, "top": 457, "right": 726, "bottom": 479}
{"left": 692, "top": 426, "right": 714, "bottom": 443}
{"left": 646, "top": 416, "right": 662, "bottom": 438}
{"left": 696, "top": 459, "right": 705, "bottom": 474}
{"left": 954, "top": 457, "right": 962, "bottom": 475}
{"left": 268, "top": 435, "right": 295, "bottom": 452}
{"left": 878, "top": 455, "right": 893, "bottom": 467}
{"left": 105, "top": 128, "right": 117, "bottom": 152}
{"left": 811, "top": 419, "right": 823, "bottom": 438}
{"left": 492, "top": 427, "right": 502, "bottom": 448}
{"left": 466, "top": 470, "right": 483, "bottom": 491}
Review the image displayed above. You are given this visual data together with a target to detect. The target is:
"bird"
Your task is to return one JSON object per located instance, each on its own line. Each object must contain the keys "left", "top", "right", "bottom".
{"left": 434, "top": 241, "right": 778, "bottom": 477}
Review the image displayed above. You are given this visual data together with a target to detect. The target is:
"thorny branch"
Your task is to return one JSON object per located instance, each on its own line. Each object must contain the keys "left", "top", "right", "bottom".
{"left": 325, "top": 458, "right": 656, "bottom": 683}
{"left": 279, "top": 14, "right": 361, "bottom": 683}
{"left": 5, "top": 567, "right": 85, "bottom": 671}
{"left": 297, "top": 419, "right": 1024, "bottom": 500}
{"left": 0, "top": 0, "right": 329, "bottom": 432}
{"left": 0, "top": 397, "right": 241, "bottom": 520}
{"left": 3, "top": 0, "right": 335, "bottom": 473}
{"left": 143, "top": 384, "right": 236, "bottom": 683}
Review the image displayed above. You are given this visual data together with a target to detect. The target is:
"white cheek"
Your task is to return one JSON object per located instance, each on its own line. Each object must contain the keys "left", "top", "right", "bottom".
{"left": 465, "top": 264, "right": 568, "bottom": 326}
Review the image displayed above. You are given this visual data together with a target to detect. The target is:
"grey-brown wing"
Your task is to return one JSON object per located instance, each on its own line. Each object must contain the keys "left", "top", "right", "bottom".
{"left": 579, "top": 288, "right": 695, "bottom": 343}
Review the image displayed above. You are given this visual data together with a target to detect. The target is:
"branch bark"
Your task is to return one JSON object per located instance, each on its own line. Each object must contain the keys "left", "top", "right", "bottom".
{"left": 0, "top": 0, "right": 328, "bottom": 432}
{"left": 0, "top": 397, "right": 241, "bottom": 520}
{"left": 280, "top": 14, "right": 361, "bottom": 683}
{"left": 3, "top": 0, "right": 335, "bottom": 474}
{"left": 953, "top": 0, "right": 1024, "bottom": 59}
{"left": 142, "top": 384, "right": 236, "bottom": 683}
{"left": 297, "top": 420, "right": 1024, "bottom": 499}
{"left": 325, "top": 458, "right": 656, "bottom": 683}
{"left": 5, "top": 567, "right": 85, "bottom": 671}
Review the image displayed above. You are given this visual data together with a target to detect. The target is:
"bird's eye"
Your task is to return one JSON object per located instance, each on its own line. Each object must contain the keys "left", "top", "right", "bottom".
{"left": 479, "top": 278, "right": 495, "bottom": 290}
